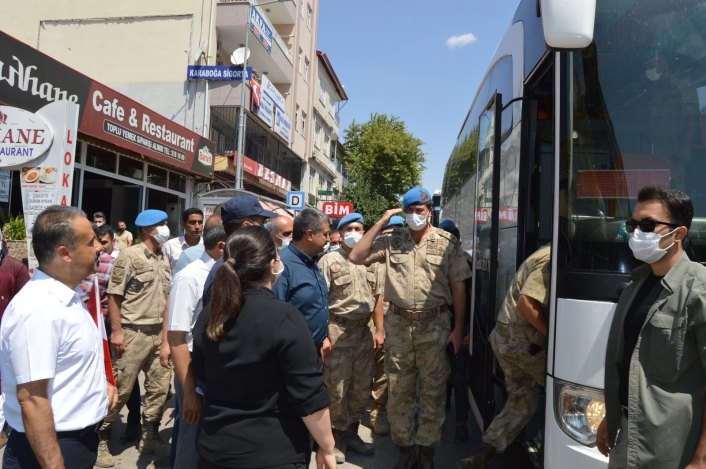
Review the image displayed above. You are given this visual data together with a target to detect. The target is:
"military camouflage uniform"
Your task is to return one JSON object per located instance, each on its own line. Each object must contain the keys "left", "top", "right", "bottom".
{"left": 370, "top": 263, "right": 388, "bottom": 408}
{"left": 482, "top": 245, "right": 550, "bottom": 453}
{"left": 367, "top": 226, "right": 471, "bottom": 447}
{"left": 101, "top": 244, "right": 172, "bottom": 431}
{"left": 319, "top": 250, "right": 378, "bottom": 431}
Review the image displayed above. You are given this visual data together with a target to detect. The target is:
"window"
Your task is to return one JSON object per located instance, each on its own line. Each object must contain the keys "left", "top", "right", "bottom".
{"left": 319, "top": 81, "right": 326, "bottom": 103}
{"left": 147, "top": 165, "right": 167, "bottom": 188}
{"left": 306, "top": 4, "right": 312, "bottom": 28}
{"left": 118, "top": 157, "right": 144, "bottom": 181}
{"left": 298, "top": 48, "right": 303, "bottom": 75}
{"left": 86, "top": 145, "right": 117, "bottom": 173}
{"left": 314, "top": 125, "right": 322, "bottom": 148}
{"left": 323, "top": 135, "right": 330, "bottom": 156}
{"left": 327, "top": 180, "right": 332, "bottom": 192}
{"left": 318, "top": 173, "right": 324, "bottom": 187}
{"left": 295, "top": 105, "right": 300, "bottom": 134}
{"left": 309, "top": 167, "right": 315, "bottom": 192}
{"left": 301, "top": 111, "right": 307, "bottom": 135}
{"left": 329, "top": 95, "right": 335, "bottom": 116}
{"left": 304, "top": 58, "right": 309, "bottom": 82}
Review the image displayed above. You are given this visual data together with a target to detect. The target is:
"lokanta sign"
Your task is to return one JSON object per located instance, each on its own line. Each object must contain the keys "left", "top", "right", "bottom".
{"left": 0, "top": 106, "right": 53, "bottom": 165}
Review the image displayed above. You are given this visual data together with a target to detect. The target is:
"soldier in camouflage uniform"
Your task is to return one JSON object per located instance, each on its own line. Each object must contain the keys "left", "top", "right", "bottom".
{"left": 350, "top": 188, "right": 471, "bottom": 469}
{"left": 319, "top": 213, "right": 381, "bottom": 464}
{"left": 96, "top": 210, "right": 173, "bottom": 468}
{"left": 457, "top": 244, "right": 551, "bottom": 469}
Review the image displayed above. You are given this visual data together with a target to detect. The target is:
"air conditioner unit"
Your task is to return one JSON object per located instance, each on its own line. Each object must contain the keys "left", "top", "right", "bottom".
{"left": 216, "top": 39, "right": 223, "bottom": 57}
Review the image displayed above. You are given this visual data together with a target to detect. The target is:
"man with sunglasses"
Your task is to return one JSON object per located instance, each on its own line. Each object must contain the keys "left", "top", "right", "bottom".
{"left": 596, "top": 186, "right": 706, "bottom": 469}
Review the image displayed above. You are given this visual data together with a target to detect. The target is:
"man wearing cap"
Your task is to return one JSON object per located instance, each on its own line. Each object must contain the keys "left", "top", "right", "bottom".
{"left": 318, "top": 213, "right": 381, "bottom": 463}
{"left": 368, "top": 214, "right": 405, "bottom": 437}
{"left": 350, "top": 188, "right": 471, "bottom": 469}
{"left": 97, "top": 210, "right": 173, "bottom": 467}
{"left": 202, "top": 195, "right": 278, "bottom": 309}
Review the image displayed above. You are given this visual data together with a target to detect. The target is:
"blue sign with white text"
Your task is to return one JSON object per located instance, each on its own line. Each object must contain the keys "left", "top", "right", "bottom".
{"left": 250, "top": 8, "right": 273, "bottom": 54}
{"left": 287, "top": 191, "right": 306, "bottom": 211}
{"left": 186, "top": 66, "right": 253, "bottom": 81}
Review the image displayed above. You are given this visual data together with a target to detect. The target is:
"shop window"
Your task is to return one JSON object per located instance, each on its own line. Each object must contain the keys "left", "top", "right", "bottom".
{"left": 82, "top": 171, "right": 143, "bottom": 236}
{"left": 147, "top": 165, "right": 168, "bottom": 188}
{"left": 169, "top": 172, "right": 186, "bottom": 193}
{"left": 147, "top": 189, "right": 185, "bottom": 236}
{"left": 86, "top": 145, "right": 117, "bottom": 173}
{"left": 118, "top": 157, "right": 144, "bottom": 181}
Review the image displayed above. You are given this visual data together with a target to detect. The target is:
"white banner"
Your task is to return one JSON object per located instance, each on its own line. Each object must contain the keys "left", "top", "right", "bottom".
{"left": 256, "top": 94, "right": 275, "bottom": 128}
{"left": 273, "top": 107, "right": 291, "bottom": 143}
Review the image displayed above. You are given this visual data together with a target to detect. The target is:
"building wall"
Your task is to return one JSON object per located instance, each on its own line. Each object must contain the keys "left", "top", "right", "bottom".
{"left": 0, "top": 0, "right": 216, "bottom": 136}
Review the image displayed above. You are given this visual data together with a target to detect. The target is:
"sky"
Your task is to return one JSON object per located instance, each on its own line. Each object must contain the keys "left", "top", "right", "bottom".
{"left": 317, "top": 0, "right": 520, "bottom": 193}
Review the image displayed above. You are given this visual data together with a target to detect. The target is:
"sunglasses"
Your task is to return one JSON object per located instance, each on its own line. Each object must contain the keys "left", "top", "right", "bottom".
{"left": 625, "top": 219, "right": 679, "bottom": 233}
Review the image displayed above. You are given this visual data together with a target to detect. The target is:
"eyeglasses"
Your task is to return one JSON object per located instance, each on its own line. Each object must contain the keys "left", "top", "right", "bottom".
{"left": 625, "top": 219, "right": 679, "bottom": 233}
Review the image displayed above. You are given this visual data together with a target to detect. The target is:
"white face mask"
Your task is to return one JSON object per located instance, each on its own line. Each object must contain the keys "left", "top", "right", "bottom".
{"left": 645, "top": 68, "right": 662, "bottom": 82}
{"left": 628, "top": 227, "right": 677, "bottom": 264}
{"left": 276, "top": 235, "right": 291, "bottom": 251}
{"left": 95, "top": 222, "right": 104, "bottom": 227}
{"left": 328, "top": 244, "right": 341, "bottom": 252}
{"left": 343, "top": 232, "right": 363, "bottom": 248}
{"left": 406, "top": 213, "right": 429, "bottom": 231}
{"left": 272, "top": 259, "right": 284, "bottom": 281}
{"left": 153, "top": 225, "right": 170, "bottom": 245}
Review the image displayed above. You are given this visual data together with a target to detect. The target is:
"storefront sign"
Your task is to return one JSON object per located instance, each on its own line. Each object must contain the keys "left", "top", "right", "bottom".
{"left": 0, "top": 106, "right": 54, "bottom": 165}
{"left": 256, "top": 93, "right": 274, "bottom": 128}
{"left": 261, "top": 75, "right": 286, "bottom": 111}
{"left": 186, "top": 65, "right": 252, "bottom": 81}
{"left": 322, "top": 201, "right": 353, "bottom": 218}
{"left": 273, "top": 107, "right": 291, "bottom": 143}
{"left": 250, "top": 7, "right": 273, "bottom": 54}
{"left": 0, "top": 169, "right": 11, "bottom": 203}
{"left": 0, "top": 31, "right": 216, "bottom": 178}
{"left": 475, "top": 208, "right": 488, "bottom": 225}
{"left": 255, "top": 160, "right": 291, "bottom": 191}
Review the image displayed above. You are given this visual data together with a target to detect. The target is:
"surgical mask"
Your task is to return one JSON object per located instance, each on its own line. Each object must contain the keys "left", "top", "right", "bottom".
{"left": 272, "top": 259, "right": 284, "bottom": 281}
{"left": 329, "top": 244, "right": 341, "bottom": 252}
{"left": 153, "top": 225, "right": 171, "bottom": 245}
{"left": 645, "top": 68, "right": 662, "bottom": 82}
{"left": 628, "top": 227, "right": 677, "bottom": 264}
{"left": 343, "top": 232, "right": 363, "bottom": 248}
{"left": 406, "top": 213, "right": 428, "bottom": 231}
{"left": 95, "top": 222, "right": 104, "bottom": 227}
{"left": 276, "top": 235, "right": 291, "bottom": 251}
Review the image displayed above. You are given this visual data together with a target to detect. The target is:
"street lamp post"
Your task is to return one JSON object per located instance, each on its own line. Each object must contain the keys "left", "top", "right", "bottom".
{"left": 235, "top": 0, "right": 288, "bottom": 190}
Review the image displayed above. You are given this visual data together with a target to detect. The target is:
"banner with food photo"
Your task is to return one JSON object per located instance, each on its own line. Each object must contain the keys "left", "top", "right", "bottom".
{"left": 0, "top": 100, "right": 79, "bottom": 275}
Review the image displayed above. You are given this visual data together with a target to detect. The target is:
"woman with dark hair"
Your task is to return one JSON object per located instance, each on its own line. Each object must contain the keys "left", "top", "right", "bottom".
{"left": 191, "top": 226, "right": 336, "bottom": 469}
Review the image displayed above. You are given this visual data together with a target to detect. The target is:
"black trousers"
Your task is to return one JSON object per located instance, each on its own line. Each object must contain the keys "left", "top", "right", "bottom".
{"left": 3, "top": 429, "right": 99, "bottom": 469}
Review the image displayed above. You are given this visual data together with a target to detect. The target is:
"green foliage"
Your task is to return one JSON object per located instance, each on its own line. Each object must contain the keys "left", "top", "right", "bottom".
{"left": 441, "top": 124, "right": 479, "bottom": 201}
{"left": 1, "top": 214, "right": 26, "bottom": 241}
{"left": 342, "top": 114, "right": 426, "bottom": 224}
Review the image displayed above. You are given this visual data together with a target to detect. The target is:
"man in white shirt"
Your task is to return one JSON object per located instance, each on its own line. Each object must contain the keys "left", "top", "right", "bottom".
{"left": 0, "top": 206, "right": 118, "bottom": 469}
{"left": 167, "top": 212, "right": 225, "bottom": 468}
{"left": 162, "top": 208, "right": 204, "bottom": 272}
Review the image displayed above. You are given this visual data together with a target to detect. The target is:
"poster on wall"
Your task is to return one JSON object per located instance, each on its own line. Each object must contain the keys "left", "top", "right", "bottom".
{"left": 0, "top": 101, "right": 79, "bottom": 275}
{"left": 0, "top": 170, "right": 11, "bottom": 203}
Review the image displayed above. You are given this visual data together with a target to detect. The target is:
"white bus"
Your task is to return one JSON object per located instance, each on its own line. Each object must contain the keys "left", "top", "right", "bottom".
{"left": 441, "top": 0, "right": 706, "bottom": 467}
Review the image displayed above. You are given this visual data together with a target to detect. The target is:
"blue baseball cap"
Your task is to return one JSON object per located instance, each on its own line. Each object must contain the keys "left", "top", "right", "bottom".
{"left": 439, "top": 219, "right": 457, "bottom": 231}
{"left": 384, "top": 216, "right": 405, "bottom": 229}
{"left": 135, "top": 209, "right": 168, "bottom": 227}
{"left": 337, "top": 212, "right": 364, "bottom": 231}
{"left": 221, "top": 195, "right": 278, "bottom": 222}
{"left": 402, "top": 187, "right": 432, "bottom": 211}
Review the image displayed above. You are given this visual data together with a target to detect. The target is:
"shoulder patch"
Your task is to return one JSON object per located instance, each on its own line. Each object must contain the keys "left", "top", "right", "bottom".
{"left": 331, "top": 262, "right": 342, "bottom": 273}
{"left": 133, "top": 258, "right": 145, "bottom": 270}
{"left": 110, "top": 267, "right": 125, "bottom": 284}
{"left": 115, "top": 258, "right": 126, "bottom": 268}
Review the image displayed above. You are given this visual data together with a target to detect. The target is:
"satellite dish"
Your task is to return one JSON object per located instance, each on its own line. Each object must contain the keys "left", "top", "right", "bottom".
{"left": 231, "top": 47, "right": 250, "bottom": 66}
{"left": 194, "top": 40, "right": 207, "bottom": 62}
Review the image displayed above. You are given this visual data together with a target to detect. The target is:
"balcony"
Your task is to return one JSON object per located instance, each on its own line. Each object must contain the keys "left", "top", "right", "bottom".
{"left": 216, "top": 1, "right": 294, "bottom": 85}
{"left": 219, "top": 0, "right": 296, "bottom": 25}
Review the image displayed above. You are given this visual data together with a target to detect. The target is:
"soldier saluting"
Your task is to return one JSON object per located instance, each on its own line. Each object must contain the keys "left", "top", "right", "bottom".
{"left": 349, "top": 187, "right": 471, "bottom": 469}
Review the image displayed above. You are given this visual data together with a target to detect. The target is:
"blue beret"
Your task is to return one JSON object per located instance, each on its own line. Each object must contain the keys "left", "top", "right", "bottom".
{"left": 135, "top": 209, "right": 168, "bottom": 227}
{"left": 402, "top": 187, "right": 432, "bottom": 211}
{"left": 384, "top": 216, "right": 405, "bottom": 229}
{"left": 439, "top": 219, "right": 457, "bottom": 231}
{"left": 337, "top": 212, "right": 364, "bottom": 231}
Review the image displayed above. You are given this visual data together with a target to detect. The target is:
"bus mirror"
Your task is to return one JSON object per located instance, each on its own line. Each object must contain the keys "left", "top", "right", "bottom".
{"left": 540, "top": 0, "right": 596, "bottom": 50}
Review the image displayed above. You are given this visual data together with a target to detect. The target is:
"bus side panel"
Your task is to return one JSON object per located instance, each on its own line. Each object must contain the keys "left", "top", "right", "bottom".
{"left": 545, "top": 375, "right": 609, "bottom": 469}
{"left": 554, "top": 299, "right": 616, "bottom": 389}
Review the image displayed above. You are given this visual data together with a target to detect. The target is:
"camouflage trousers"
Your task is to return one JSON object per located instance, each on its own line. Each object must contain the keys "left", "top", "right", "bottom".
{"left": 369, "top": 319, "right": 388, "bottom": 406}
{"left": 384, "top": 311, "right": 450, "bottom": 447}
{"left": 101, "top": 325, "right": 172, "bottom": 430}
{"left": 324, "top": 322, "right": 375, "bottom": 431}
{"left": 483, "top": 328, "right": 546, "bottom": 453}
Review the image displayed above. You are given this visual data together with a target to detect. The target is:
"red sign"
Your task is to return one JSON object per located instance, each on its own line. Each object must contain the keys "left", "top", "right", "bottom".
{"left": 323, "top": 201, "right": 353, "bottom": 218}
{"left": 475, "top": 208, "right": 488, "bottom": 225}
{"left": 577, "top": 170, "right": 670, "bottom": 199}
{"left": 498, "top": 208, "right": 518, "bottom": 223}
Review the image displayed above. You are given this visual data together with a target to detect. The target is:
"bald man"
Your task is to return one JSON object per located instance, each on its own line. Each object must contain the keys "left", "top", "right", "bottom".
{"left": 265, "top": 215, "right": 294, "bottom": 250}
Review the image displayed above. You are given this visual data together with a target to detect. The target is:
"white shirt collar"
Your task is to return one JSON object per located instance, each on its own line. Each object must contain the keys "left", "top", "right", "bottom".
{"left": 33, "top": 269, "right": 80, "bottom": 306}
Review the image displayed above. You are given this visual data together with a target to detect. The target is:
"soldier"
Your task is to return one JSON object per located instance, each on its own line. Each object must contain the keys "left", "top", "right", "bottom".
{"left": 350, "top": 188, "right": 471, "bottom": 469}
{"left": 318, "top": 213, "right": 381, "bottom": 464}
{"left": 369, "top": 215, "right": 405, "bottom": 436}
{"left": 457, "top": 244, "right": 550, "bottom": 469}
{"left": 96, "top": 210, "right": 173, "bottom": 468}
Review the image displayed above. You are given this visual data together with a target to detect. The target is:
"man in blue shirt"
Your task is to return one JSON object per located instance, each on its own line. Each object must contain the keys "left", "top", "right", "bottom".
{"left": 273, "top": 208, "right": 332, "bottom": 358}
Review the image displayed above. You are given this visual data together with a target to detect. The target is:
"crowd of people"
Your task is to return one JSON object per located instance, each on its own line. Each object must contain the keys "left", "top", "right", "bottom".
{"left": 0, "top": 185, "right": 704, "bottom": 469}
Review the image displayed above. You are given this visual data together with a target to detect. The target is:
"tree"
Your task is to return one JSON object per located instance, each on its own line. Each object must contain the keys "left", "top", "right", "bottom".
{"left": 341, "top": 114, "right": 426, "bottom": 224}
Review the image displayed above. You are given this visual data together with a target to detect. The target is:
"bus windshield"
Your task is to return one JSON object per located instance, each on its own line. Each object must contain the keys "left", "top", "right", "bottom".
{"left": 562, "top": 0, "right": 706, "bottom": 273}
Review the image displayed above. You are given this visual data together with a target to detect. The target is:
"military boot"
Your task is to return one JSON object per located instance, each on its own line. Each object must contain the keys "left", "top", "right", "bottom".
{"left": 138, "top": 421, "right": 170, "bottom": 457}
{"left": 95, "top": 430, "right": 115, "bottom": 468}
{"left": 369, "top": 402, "right": 390, "bottom": 436}
{"left": 456, "top": 442, "right": 497, "bottom": 469}
{"left": 346, "top": 422, "right": 374, "bottom": 456}
{"left": 417, "top": 446, "right": 435, "bottom": 469}
{"left": 392, "top": 445, "right": 417, "bottom": 469}
{"left": 332, "top": 428, "right": 347, "bottom": 464}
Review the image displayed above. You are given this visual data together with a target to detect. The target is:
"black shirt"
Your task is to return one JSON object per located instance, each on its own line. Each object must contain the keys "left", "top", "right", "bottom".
{"left": 192, "top": 286, "right": 330, "bottom": 468}
{"left": 619, "top": 273, "right": 664, "bottom": 407}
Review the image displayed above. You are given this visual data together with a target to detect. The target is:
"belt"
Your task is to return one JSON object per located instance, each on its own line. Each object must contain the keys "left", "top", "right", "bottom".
{"left": 390, "top": 303, "right": 447, "bottom": 320}
{"left": 56, "top": 420, "right": 103, "bottom": 438}
{"left": 494, "top": 322, "right": 536, "bottom": 340}
{"left": 122, "top": 323, "right": 162, "bottom": 333}
{"left": 329, "top": 313, "right": 372, "bottom": 328}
